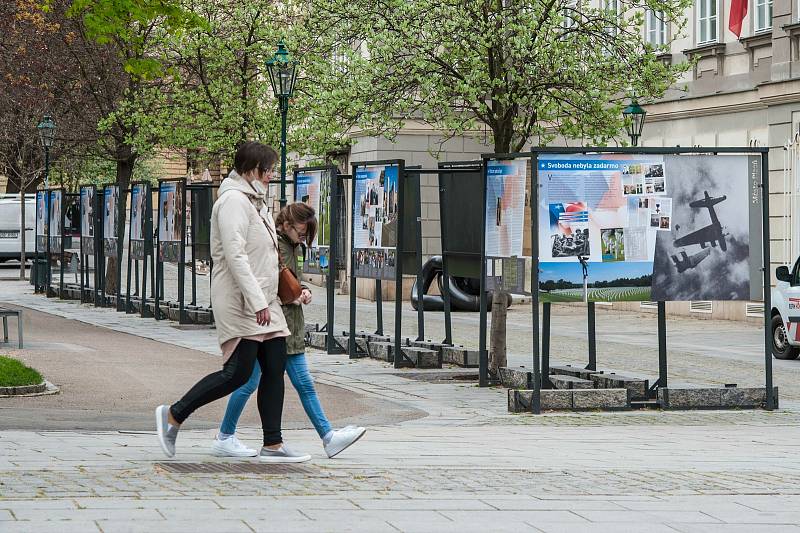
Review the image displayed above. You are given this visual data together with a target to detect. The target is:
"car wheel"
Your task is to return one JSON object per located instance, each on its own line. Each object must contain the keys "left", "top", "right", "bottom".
{"left": 772, "top": 315, "right": 800, "bottom": 360}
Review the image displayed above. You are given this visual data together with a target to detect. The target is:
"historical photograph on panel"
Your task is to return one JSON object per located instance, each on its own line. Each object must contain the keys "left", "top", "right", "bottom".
{"left": 651, "top": 155, "right": 757, "bottom": 301}
{"left": 158, "top": 181, "right": 183, "bottom": 263}
{"left": 36, "top": 191, "right": 48, "bottom": 252}
{"left": 549, "top": 202, "right": 590, "bottom": 257}
{"left": 48, "top": 190, "right": 62, "bottom": 252}
{"left": 130, "top": 184, "right": 148, "bottom": 260}
{"left": 103, "top": 186, "right": 119, "bottom": 258}
{"left": 80, "top": 187, "right": 95, "bottom": 255}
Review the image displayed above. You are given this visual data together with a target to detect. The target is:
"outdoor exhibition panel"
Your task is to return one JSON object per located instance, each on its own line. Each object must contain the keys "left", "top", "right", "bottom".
{"left": 437, "top": 161, "right": 484, "bottom": 345}
{"left": 186, "top": 183, "right": 215, "bottom": 311}
{"left": 126, "top": 182, "right": 155, "bottom": 317}
{"left": 79, "top": 185, "right": 102, "bottom": 305}
{"left": 293, "top": 165, "right": 343, "bottom": 353}
{"left": 34, "top": 190, "right": 48, "bottom": 293}
{"left": 154, "top": 178, "right": 188, "bottom": 323}
{"left": 349, "top": 159, "right": 424, "bottom": 367}
{"left": 47, "top": 188, "right": 64, "bottom": 297}
{"left": 62, "top": 192, "right": 81, "bottom": 298}
{"left": 480, "top": 147, "right": 773, "bottom": 413}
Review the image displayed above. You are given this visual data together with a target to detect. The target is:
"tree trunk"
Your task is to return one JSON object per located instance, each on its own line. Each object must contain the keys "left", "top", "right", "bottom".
{"left": 489, "top": 291, "right": 509, "bottom": 379}
{"left": 105, "top": 145, "right": 136, "bottom": 295}
{"left": 488, "top": 124, "right": 513, "bottom": 382}
{"left": 19, "top": 188, "right": 26, "bottom": 280}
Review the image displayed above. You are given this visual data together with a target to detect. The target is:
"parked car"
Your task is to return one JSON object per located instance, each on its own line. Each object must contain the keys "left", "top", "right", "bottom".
{"left": 0, "top": 195, "right": 35, "bottom": 262}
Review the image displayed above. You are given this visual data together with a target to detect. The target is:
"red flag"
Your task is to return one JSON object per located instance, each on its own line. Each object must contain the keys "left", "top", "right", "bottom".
{"left": 729, "top": 0, "right": 748, "bottom": 37}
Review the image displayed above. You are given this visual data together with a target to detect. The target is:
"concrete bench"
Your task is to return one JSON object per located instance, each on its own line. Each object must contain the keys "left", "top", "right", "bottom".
{"left": 0, "top": 307, "right": 23, "bottom": 349}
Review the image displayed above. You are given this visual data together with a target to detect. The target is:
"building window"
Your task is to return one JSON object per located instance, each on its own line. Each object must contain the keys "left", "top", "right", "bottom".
{"left": 562, "top": 0, "right": 578, "bottom": 29}
{"left": 697, "top": 0, "right": 718, "bottom": 44}
{"left": 604, "top": 0, "right": 621, "bottom": 36}
{"left": 755, "top": 0, "right": 773, "bottom": 32}
{"left": 646, "top": 10, "right": 667, "bottom": 46}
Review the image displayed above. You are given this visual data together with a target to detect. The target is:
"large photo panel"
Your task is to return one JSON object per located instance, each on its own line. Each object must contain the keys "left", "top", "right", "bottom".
{"left": 130, "top": 183, "right": 149, "bottom": 260}
{"left": 295, "top": 167, "right": 333, "bottom": 274}
{"left": 48, "top": 189, "right": 63, "bottom": 253}
{"left": 536, "top": 153, "right": 762, "bottom": 303}
{"left": 352, "top": 162, "right": 401, "bottom": 280}
{"left": 158, "top": 180, "right": 184, "bottom": 263}
{"left": 484, "top": 158, "right": 533, "bottom": 259}
{"left": 80, "top": 186, "right": 96, "bottom": 256}
{"left": 103, "top": 185, "right": 120, "bottom": 258}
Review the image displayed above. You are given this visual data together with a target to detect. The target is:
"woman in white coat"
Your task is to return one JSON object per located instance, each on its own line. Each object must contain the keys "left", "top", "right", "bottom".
{"left": 156, "top": 142, "right": 310, "bottom": 463}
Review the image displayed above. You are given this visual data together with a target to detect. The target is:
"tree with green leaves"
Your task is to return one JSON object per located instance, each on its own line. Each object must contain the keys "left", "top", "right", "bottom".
{"left": 303, "top": 0, "right": 690, "bottom": 153}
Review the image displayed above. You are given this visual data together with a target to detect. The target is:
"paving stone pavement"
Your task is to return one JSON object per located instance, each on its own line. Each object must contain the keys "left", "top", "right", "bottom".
{"left": 3, "top": 279, "right": 800, "bottom": 531}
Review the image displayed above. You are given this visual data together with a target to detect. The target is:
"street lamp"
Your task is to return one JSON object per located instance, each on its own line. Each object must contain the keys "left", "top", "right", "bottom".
{"left": 266, "top": 41, "right": 298, "bottom": 208}
{"left": 37, "top": 114, "right": 56, "bottom": 189}
{"left": 622, "top": 97, "right": 646, "bottom": 147}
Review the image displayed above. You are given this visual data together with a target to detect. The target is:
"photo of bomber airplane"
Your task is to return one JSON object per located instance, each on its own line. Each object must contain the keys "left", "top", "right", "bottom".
{"left": 670, "top": 191, "right": 728, "bottom": 272}
{"left": 673, "top": 191, "right": 728, "bottom": 251}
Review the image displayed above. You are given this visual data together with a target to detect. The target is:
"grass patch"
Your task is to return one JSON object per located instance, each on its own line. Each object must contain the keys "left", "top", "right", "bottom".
{"left": 0, "top": 355, "right": 43, "bottom": 387}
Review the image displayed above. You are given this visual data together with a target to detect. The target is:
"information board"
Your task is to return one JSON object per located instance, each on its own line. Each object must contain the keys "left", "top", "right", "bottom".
{"left": 103, "top": 185, "right": 120, "bottom": 258}
{"left": 484, "top": 158, "right": 532, "bottom": 258}
{"left": 80, "top": 186, "right": 96, "bottom": 255}
{"left": 48, "top": 189, "right": 62, "bottom": 253}
{"left": 295, "top": 168, "right": 333, "bottom": 274}
{"left": 353, "top": 163, "right": 400, "bottom": 279}
{"left": 536, "top": 154, "right": 762, "bottom": 302}
{"left": 130, "top": 183, "right": 148, "bottom": 260}
{"left": 158, "top": 180, "right": 184, "bottom": 263}
{"left": 36, "top": 190, "right": 48, "bottom": 252}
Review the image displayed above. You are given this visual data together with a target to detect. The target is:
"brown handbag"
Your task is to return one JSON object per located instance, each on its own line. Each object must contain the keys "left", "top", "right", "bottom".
{"left": 265, "top": 218, "right": 303, "bottom": 305}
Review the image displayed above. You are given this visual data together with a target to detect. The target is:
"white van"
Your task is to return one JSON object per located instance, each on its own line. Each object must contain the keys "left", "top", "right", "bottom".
{"left": 0, "top": 194, "right": 36, "bottom": 262}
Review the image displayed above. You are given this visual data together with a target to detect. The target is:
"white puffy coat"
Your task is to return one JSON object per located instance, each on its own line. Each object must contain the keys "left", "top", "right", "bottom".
{"left": 210, "top": 171, "right": 288, "bottom": 349}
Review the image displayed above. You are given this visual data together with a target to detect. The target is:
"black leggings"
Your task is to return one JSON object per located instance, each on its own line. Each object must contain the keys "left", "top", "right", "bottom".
{"left": 170, "top": 337, "right": 288, "bottom": 446}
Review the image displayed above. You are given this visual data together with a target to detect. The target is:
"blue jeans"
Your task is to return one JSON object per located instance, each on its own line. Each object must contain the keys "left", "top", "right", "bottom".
{"left": 220, "top": 353, "right": 333, "bottom": 439}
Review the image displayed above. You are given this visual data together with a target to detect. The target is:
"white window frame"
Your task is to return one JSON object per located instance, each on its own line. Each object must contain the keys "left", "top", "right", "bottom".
{"left": 604, "top": 0, "right": 622, "bottom": 36}
{"left": 755, "top": 0, "right": 773, "bottom": 32}
{"left": 646, "top": 9, "right": 667, "bottom": 46}
{"left": 697, "top": 0, "right": 719, "bottom": 45}
{"left": 562, "top": 0, "right": 578, "bottom": 29}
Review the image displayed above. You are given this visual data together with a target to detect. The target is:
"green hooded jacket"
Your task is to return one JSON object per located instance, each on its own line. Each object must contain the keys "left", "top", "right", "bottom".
{"left": 277, "top": 231, "right": 309, "bottom": 355}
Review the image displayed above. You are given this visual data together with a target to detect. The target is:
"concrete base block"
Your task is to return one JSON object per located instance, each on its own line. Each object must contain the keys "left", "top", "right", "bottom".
{"left": 499, "top": 367, "right": 532, "bottom": 390}
{"left": 307, "top": 331, "right": 327, "bottom": 350}
{"left": 550, "top": 374, "right": 594, "bottom": 390}
{"left": 549, "top": 365, "right": 602, "bottom": 381}
{"left": 402, "top": 347, "right": 440, "bottom": 368}
{"left": 368, "top": 342, "right": 394, "bottom": 362}
{"left": 367, "top": 334, "right": 391, "bottom": 343}
{"left": 572, "top": 388, "right": 629, "bottom": 409}
{"left": 590, "top": 373, "right": 649, "bottom": 400}
{"left": 659, "top": 386, "right": 779, "bottom": 409}
{"left": 441, "top": 346, "right": 479, "bottom": 368}
{"left": 355, "top": 338, "right": 369, "bottom": 353}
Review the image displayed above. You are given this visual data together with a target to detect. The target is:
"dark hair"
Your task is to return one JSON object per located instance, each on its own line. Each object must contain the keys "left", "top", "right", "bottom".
{"left": 276, "top": 203, "right": 317, "bottom": 246}
{"left": 233, "top": 141, "right": 279, "bottom": 175}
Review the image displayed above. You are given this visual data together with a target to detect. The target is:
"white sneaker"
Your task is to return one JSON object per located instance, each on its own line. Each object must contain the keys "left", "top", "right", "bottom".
{"left": 211, "top": 435, "right": 258, "bottom": 457}
{"left": 323, "top": 426, "right": 367, "bottom": 458}
{"left": 258, "top": 444, "right": 311, "bottom": 463}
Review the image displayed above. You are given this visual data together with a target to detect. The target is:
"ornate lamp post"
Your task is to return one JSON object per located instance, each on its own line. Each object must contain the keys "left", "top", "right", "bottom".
{"left": 622, "top": 97, "right": 646, "bottom": 147}
{"left": 36, "top": 114, "right": 56, "bottom": 189}
{"left": 266, "top": 41, "right": 298, "bottom": 208}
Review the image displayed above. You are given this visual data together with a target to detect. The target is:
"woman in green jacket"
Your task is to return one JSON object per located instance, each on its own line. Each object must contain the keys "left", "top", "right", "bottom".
{"left": 211, "top": 202, "right": 367, "bottom": 460}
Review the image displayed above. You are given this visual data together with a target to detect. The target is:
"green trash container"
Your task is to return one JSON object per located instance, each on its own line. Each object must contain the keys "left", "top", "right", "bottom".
{"left": 31, "top": 258, "right": 48, "bottom": 288}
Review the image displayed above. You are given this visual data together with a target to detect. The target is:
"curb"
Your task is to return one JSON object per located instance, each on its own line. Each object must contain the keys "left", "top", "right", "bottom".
{"left": 0, "top": 380, "right": 60, "bottom": 398}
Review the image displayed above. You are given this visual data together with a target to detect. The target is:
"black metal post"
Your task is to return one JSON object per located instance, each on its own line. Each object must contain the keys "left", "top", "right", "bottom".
{"left": 58, "top": 192, "right": 65, "bottom": 298}
{"left": 279, "top": 98, "right": 288, "bottom": 208}
{"left": 478, "top": 161, "right": 489, "bottom": 387}
{"left": 586, "top": 302, "right": 597, "bottom": 371}
{"left": 657, "top": 301, "right": 668, "bottom": 389}
{"left": 326, "top": 171, "right": 343, "bottom": 354}
{"left": 415, "top": 173, "right": 425, "bottom": 341}
{"left": 115, "top": 187, "right": 125, "bottom": 312}
{"left": 141, "top": 188, "right": 152, "bottom": 319}
{"left": 530, "top": 156, "right": 541, "bottom": 414}
{"left": 762, "top": 151, "right": 775, "bottom": 410}
{"left": 375, "top": 279, "right": 383, "bottom": 335}
{"left": 125, "top": 193, "right": 134, "bottom": 312}
{"left": 154, "top": 184, "right": 162, "bottom": 321}
{"left": 45, "top": 191, "right": 51, "bottom": 297}
{"left": 542, "top": 302, "right": 552, "bottom": 389}
{"left": 178, "top": 182, "right": 187, "bottom": 324}
{"left": 438, "top": 175, "right": 453, "bottom": 345}
{"left": 348, "top": 165, "right": 358, "bottom": 359}
{"left": 393, "top": 166, "right": 407, "bottom": 368}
